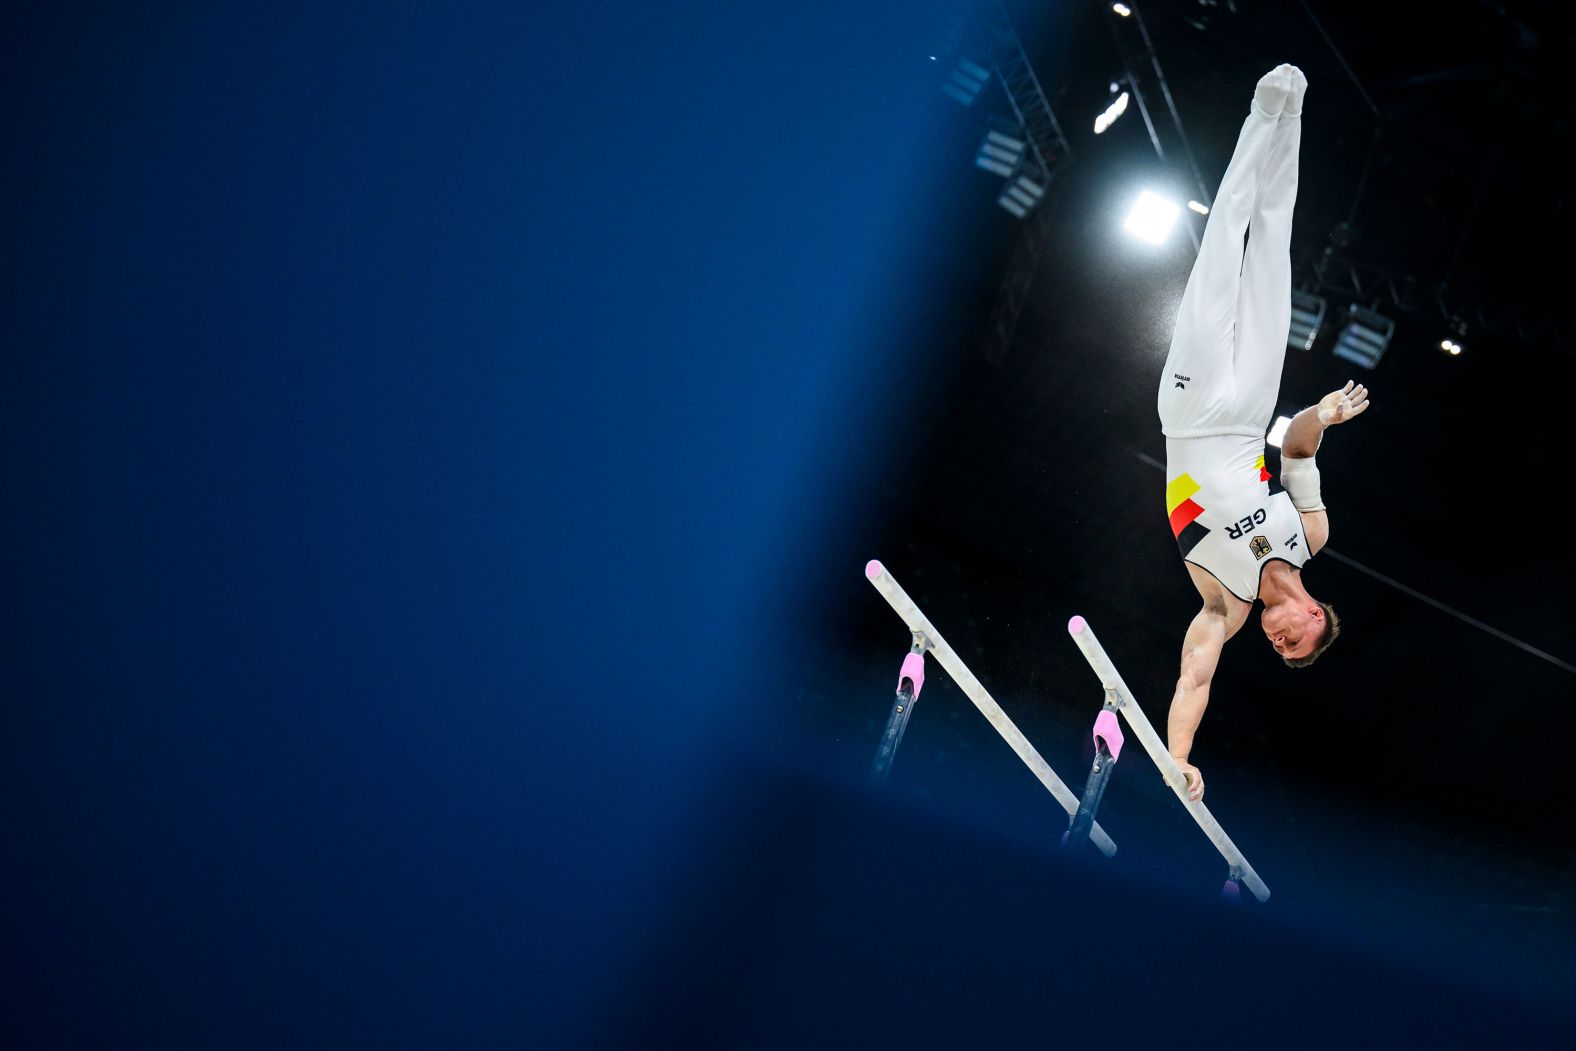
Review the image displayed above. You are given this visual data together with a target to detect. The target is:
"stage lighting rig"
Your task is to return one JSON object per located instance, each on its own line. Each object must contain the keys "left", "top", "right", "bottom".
{"left": 976, "top": 124, "right": 1026, "bottom": 177}
{"left": 1288, "top": 289, "right": 1326, "bottom": 351}
{"left": 942, "top": 56, "right": 990, "bottom": 107}
{"left": 997, "top": 171, "right": 1045, "bottom": 219}
{"left": 1332, "top": 304, "right": 1395, "bottom": 370}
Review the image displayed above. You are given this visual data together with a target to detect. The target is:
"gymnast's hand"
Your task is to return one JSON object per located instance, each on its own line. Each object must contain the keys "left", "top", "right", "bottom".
{"left": 1316, "top": 380, "right": 1370, "bottom": 426}
{"left": 1173, "top": 759, "right": 1205, "bottom": 802}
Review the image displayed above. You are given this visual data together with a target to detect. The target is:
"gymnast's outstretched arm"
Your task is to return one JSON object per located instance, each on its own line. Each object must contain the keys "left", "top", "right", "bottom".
{"left": 1279, "top": 380, "right": 1371, "bottom": 551}
{"left": 1166, "top": 601, "right": 1229, "bottom": 802}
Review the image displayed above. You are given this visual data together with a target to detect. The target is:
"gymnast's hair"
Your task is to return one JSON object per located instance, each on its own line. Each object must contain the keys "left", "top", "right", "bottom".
{"left": 1283, "top": 602, "right": 1339, "bottom": 669}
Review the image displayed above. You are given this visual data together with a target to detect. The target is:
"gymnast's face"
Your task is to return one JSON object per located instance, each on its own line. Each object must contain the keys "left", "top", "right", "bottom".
{"left": 1261, "top": 601, "right": 1321, "bottom": 660}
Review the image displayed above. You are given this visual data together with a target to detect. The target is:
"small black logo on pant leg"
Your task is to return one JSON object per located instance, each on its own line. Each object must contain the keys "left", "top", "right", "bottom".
{"left": 1173, "top": 373, "right": 1191, "bottom": 390}
{"left": 1285, "top": 534, "right": 1299, "bottom": 551}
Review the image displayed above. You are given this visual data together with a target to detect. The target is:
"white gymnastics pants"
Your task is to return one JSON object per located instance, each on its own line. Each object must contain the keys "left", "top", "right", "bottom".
{"left": 1158, "top": 106, "right": 1301, "bottom": 438}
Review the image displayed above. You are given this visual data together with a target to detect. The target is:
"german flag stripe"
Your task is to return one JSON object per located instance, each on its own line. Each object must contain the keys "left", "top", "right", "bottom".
{"left": 1255, "top": 453, "right": 1271, "bottom": 483}
{"left": 1176, "top": 519, "right": 1210, "bottom": 557}
{"left": 1165, "top": 473, "right": 1201, "bottom": 515}
{"left": 1169, "top": 497, "right": 1204, "bottom": 537}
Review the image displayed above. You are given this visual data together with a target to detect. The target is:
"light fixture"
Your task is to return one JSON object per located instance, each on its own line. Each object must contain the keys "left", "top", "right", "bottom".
{"left": 1113, "top": 3, "right": 1133, "bottom": 16}
{"left": 1288, "top": 289, "right": 1326, "bottom": 351}
{"left": 976, "top": 126, "right": 1026, "bottom": 177}
{"left": 1094, "top": 92, "right": 1130, "bottom": 134}
{"left": 1123, "top": 190, "right": 1182, "bottom": 245}
{"left": 1187, "top": 200, "right": 1209, "bottom": 215}
{"left": 997, "top": 171, "right": 1046, "bottom": 218}
{"left": 1266, "top": 415, "right": 1293, "bottom": 448}
{"left": 1441, "top": 338, "right": 1463, "bottom": 355}
{"left": 942, "top": 56, "right": 991, "bottom": 107}
{"left": 1332, "top": 305, "right": 1395, "bottom": 370}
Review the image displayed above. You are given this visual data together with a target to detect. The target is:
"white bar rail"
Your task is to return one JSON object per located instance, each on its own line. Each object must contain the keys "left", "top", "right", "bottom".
{"left": 865, "top": 561, "right": 1117, "bottom": 857}
{"left": 1067, "top": 615, "right": 1270, "bottom": 901}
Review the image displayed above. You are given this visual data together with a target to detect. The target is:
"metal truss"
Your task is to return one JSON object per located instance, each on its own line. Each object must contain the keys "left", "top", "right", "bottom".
{"left": 982, "top": 196, "right": 1058, "bottom": 364}
{"left": 972, "top": 4, "right": 1073, "bottom": 364}
{"left": 982, "top": 5, "right": 1071, "bottom": 183}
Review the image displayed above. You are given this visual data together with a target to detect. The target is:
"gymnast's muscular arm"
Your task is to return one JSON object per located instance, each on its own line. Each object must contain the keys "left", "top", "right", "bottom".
{"left": 1167, "top": 574, "right": 1247, "bottom": 802}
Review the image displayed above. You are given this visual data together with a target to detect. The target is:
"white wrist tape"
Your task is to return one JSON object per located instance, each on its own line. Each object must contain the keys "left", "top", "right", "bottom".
{"left": 1280, "top": 455, "right": 1324, "bottom": 512}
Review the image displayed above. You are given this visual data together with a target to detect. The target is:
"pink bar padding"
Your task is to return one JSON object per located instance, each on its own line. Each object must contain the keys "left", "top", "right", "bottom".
{"left": 866, "top": 559, "right": 884, "bottom": 580}
{"left": 1093, "top": 709, "right": 1124, "bottom": 761}
{"left": 1068, "top": 615, "right": 1087, "bottom": 635}
{"left": 898, "top": 651, "right": 926, "bottom": 698}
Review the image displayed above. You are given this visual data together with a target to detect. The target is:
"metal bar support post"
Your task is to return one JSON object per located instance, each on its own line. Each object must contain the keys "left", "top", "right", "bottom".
{"left": 865, "top": 560, "right": 1118, "bottom": 857}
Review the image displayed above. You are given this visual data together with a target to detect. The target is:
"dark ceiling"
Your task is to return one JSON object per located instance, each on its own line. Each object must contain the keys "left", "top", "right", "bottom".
{"left": 1029, "top": 0, "right": 1575, "bottom": 352}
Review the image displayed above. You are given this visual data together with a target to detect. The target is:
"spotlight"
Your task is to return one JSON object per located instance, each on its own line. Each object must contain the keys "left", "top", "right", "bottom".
{"left": 1266, "top": 415, "right": 1293, "bottom": 449}
{"left": 1187, "top": 200, "right": 1210, "bottom": 215}
{"left": 1288, "top": 289, "right": 1326, "bottom": 351}
{"left": 1113, "top": 3, "right": 1133, "bottom": 16}
{"left": 1094, "top": 92, "right": 1130, "bottom": 134}
{"left": 1123, "top": 190, "right": 1182, "bottom": 245}
{"left": 1441, "top": 338, "right": 1463, "bottom": 355}
{"left": 1332, "top": 304, "right": 1395, "bottom": 370}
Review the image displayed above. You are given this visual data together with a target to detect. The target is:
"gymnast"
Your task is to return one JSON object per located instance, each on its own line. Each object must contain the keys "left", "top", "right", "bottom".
{"left": 1158, "top": 65, "right": 1369, "bottom": 802}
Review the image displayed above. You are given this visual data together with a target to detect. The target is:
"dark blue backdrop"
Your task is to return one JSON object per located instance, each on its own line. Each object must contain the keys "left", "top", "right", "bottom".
{"left": 5, "top": 2, "right": 976, "bottom": 1043}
